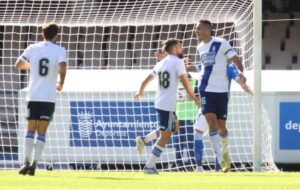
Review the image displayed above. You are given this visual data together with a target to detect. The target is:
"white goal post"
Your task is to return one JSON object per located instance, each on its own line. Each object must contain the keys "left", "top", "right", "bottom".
{"left": 0, "top": 0, "right": 277, "bottom": 171}
{"left": 253, "top": 0, "right": 263, "bottom": 172}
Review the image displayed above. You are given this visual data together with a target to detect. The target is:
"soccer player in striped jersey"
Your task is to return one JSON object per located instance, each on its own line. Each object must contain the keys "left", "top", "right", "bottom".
{"left": 193, "top": 20, "right": 244, "bottom": 172}
{"left": 134, "top": 39, "right": 200, "bottom": 174}
{"left": 192, "top": 63, "right": 252, "bottom": 172}
{"left": 16, "top": 22, "right": 67, "bottom": 176}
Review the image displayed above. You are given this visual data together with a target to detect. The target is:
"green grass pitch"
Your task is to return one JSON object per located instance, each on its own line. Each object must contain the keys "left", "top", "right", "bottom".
{"left": 0, "top": 171, "right": 299, "bottom": 190}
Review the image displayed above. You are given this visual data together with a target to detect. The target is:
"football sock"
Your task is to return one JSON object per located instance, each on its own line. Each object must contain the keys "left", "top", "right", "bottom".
{"left": 32, "top": 134, "right": 46, "bottom": 166}
{"left": 194, "top": 133, "right": 204, "bottom": 167}
{"left": 209, "top": 130, "right": 223, "bottom": 164}
{"left": 145, "top": 144, "right": 163, "bottom": 168}
{"left": 220, "top": 130, "right": 229, "bottom": 154}
{"left": 24, "top": 131, "right": 35, "bottom": 165}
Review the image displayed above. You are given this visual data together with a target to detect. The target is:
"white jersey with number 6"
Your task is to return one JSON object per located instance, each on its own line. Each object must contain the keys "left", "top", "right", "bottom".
{"left": 151, "top": 55, "right": 186, "bottom": 112}
{"left": 18, "top": 41, "right": 66, "bottom": 103}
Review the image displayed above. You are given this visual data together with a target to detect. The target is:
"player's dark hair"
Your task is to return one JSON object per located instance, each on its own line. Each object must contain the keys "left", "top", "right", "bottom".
{"left": 162, "top": 39, "right": 180, "bottom": 54}
{"left": 42, "top": 22, "right": 59, "bottom": 41}
{"left": 199, "top": 20, "right": 213, "bottom": 29}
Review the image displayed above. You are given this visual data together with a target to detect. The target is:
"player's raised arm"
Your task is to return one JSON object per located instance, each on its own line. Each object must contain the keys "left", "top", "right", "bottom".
{"left": 134, "top": 74, "right": 155, "bottom": 100}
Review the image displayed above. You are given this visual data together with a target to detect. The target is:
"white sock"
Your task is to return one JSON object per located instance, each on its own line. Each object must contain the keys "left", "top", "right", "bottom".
{"left": 145, "top": 145, "right": 163, "bottom": 168}
{"left": 32, "top": 135, "right": 46, "bottom": 165}
{"left": 209, "top": 130, "right": 223, "bottom": 164}
{"left": 24, "top": 131, "right": 35, "bottom": 164}
{"left": 144, "top": 129, "right": 160, "bottom": 143}
{"left": 220, "top": 131, "right": 229, "bottom": 154}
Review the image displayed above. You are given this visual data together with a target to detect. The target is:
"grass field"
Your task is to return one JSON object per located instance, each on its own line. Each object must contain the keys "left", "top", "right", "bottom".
{"left": 0, "top": 171, "right": 299, "bottom": 190}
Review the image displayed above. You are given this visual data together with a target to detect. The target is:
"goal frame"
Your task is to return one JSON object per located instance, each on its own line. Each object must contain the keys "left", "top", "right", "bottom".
{"left": 253, "top": 0, "right": 262, "bottom": 172}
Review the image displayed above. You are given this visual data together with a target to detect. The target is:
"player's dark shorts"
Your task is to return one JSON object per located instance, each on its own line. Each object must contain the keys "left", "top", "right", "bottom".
{"left": 156, "top": 109, "right": 177, "bottom": 132}
{"left": 26, "top": 101, "right": 55, "bottom": 121}
{"left": 200, "top": 91, "right": 229, "bottom": 120}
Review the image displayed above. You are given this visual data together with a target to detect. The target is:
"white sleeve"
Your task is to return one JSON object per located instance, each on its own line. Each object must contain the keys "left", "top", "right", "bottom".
{"left": 150, "top": 63, "right": 158, "bottom": 76}
{"left": 18, "top": 45, "right": 32, "bottom": 63}
{"left": 222, "top": 40, "right": 237, "bottom": 59}
{"left": 177, "top": 60, "right": 186, "bottom": 77}
{"left": 58, "top": 47, "right": 67, "bottom": 64}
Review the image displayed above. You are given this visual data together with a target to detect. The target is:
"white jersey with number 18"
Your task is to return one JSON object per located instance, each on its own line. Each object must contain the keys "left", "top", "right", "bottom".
{"left": 151, "top": 55, "right": 186, "bottom": 112}
{"left": 18, "top": 41, "right": 66, "bottom": 103}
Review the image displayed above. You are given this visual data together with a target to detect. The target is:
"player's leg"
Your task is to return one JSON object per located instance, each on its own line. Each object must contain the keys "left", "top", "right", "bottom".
{"left": 194, "top": 129, "right": 204, "bottom": 172}
{"left": 136, "top": 129, "right": 160, "bottom": 154}
{"left": 144, "top": 109, "right": 175, "bottom": 174}
{"left": 193, "top": 109, "right": 209, "bottom": 172}
{"left": 144, "top": 130, "right": 172, "bottom": 174}
{"left": 136, "top": 119, "right": 178, "bottom": 154}
{"left": 200, "top": 93, "right": 224, "bottom": 170}
{"left": 29, "top": 120, "right": 49, "bottom": 171}
{"left": 186, "top": 121, "right": 196, "bottom": 168}
{"left": 19, "top": 102, "right": 39, "bottom": 175}
{"left": 28, "top": 102, "right": 55, "bottom": 176}
{"left": 216, "top": 92, "right": 230, "bottom": 172}
{"left": 174, "top": 120, "right": 185, "bottom": 170}
{"left": 19, "top": 120, "right": 38, "bottom": 175}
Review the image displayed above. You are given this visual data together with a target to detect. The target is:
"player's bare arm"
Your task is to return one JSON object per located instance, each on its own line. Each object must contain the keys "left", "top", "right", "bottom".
{"left": 179, "top": 74, "right": 200, "bottom": 107}
{"left": 236, "top": 74, "right": 253, "bottom": 96}
{"left": 15, "top": 59, "right": 30, "bottom": 70}
{"left": 134, "top": 74, "right": 155, "bottom": 100}
{"left": 57, "top": 62, "right": 67, "bottom": 91}
{"left": 230, "top": 55, "right": 243, "bottom": 73}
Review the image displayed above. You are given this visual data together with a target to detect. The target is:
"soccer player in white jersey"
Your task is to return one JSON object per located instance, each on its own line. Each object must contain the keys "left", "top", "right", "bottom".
{"left": 134, "top": 39, "right": 200, "bottom": 174}
{"left": 194, "top": 20, "right": 244, "bottom": 172}
{"left": 192, "top": 63, "right": 252, "bottom": 172}
{"left": 15, "top": 22, "right": 67, "bottom": 176}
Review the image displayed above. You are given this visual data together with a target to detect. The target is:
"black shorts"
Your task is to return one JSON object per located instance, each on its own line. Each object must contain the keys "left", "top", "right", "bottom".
{"left": 156, "top": 109, "right": 177, "bottom": 132}
{"left": 200, "top": 91, "right": 229, "bottom": 120}
{"left": 26, "top": 101, "right": 55, "bottom": 121}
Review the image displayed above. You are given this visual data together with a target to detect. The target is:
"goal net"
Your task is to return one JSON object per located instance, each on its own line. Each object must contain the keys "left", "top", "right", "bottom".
{"left": 0, "top": 0, "right": 277, "bottom": 171}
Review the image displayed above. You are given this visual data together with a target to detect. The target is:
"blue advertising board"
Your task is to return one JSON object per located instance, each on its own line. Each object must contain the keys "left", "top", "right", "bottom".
{"left": 279, "top": 102, "right": 300, "bottom": 150}
{"left": 69, "top": 101, "right": 158, "bottom": 147}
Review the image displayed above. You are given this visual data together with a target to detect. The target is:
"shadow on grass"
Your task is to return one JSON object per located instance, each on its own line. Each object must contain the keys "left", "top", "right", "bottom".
{"left": 34, "top": 175, "right": 144, "bottom": 181}
{"left": 75, "top": 176, "right": 144, "bottom": 181}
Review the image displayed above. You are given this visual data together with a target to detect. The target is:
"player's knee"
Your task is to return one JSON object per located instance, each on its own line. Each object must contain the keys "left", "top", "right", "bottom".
{"left": 218, "top": 128, "right": 228, "bottom": 137}
{"left": 207, "top": 120, "right": 218, "bottom": 130}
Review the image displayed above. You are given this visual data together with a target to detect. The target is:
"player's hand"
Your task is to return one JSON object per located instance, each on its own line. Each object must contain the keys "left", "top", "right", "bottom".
{"left": 154, "top": 51, "right": 166, "bottom": 61}
{"left": 134, "top": 92, "right": 143, "bottom": 100}
{"left": 56, "top": 82, "right": 63, "bottom": 91}
{"left": 194, "top": 97, "right": 201, "bottom": 107}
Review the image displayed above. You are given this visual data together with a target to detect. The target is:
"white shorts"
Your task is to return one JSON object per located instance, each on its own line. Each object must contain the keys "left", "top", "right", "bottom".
{"left": 193, "top": 108, "right": 209, "bottom": 133}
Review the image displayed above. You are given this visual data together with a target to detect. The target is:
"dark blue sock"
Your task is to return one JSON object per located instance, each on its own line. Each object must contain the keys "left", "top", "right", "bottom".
{"left": 194, "top": 140, "right": 204, "bottom": 167}
{"left": 215, "top": 157, "right": 220, "bottom": 171}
